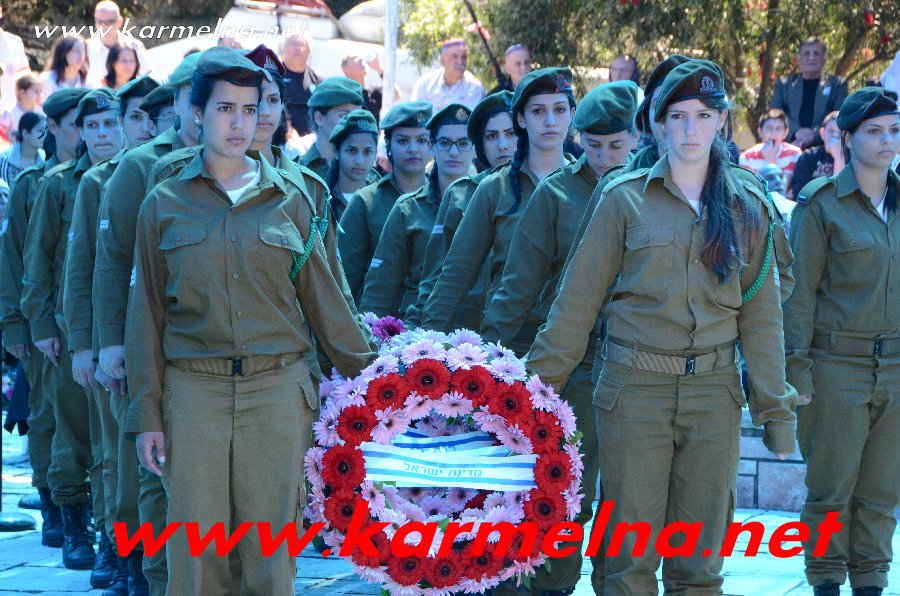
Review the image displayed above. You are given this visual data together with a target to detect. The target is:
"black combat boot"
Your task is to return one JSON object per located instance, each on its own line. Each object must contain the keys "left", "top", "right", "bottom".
{"left": 813, "top": 584, "right": 841, "bottom": 596}
{"left": 60, "top": 501, "right": 96, "bottom": 570}
{"left": 102, "top": 555, "right": 129, "bottom": 596}
{"left": 127, "top": 549, "right": 149, "bottom": 596}
{"left": 91, "top": 533, "right": 118, "bottom": 588}
{"left": 852, "top": 588, "right": 883, "bottom": 596}
{"left": 37, "top": 487, "right": 63, "bottom": 547}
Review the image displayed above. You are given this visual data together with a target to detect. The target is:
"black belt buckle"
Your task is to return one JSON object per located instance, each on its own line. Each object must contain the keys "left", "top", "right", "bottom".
{"left": 231, "top": 358, "right": 244, "bottom": 376}
{"left": 683, "top": 355, "right": 696, "bottom": 376}
{"left": 873, "top": 339, "right": 883, "bottom": 358}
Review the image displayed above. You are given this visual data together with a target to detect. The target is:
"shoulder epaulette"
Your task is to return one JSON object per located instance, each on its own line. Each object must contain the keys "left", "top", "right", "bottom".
{"left": 148, "top": 146, "right": 196, "bottom": 188}
{"left": 796, "top": 176, "right": 833, "bottom": 205}
{"left": 602, "top": 166, "right": 649, "bottom": 194}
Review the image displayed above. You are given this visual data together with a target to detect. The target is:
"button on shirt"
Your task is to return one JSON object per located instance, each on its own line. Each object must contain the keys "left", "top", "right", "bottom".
{"left": 410, "top": 69, "right": 485, "bottom": 112}
{"left": 125, "top": 152, "right": 376, "bottom": 433}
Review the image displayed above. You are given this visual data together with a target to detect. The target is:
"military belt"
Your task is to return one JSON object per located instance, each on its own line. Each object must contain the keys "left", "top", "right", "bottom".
{"left": 811, "top": 333, "right": 900, "bottom": 358}
{"left": 166, "top": 352, "right": 305, "bottom": 377}
{"left": 605, "top": 338, "right": 736, "bottom": 376}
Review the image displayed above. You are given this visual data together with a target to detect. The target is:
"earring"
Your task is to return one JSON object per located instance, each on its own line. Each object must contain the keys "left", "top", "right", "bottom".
{"left": 194, "top": 117, "right": 201, "bottom": 125}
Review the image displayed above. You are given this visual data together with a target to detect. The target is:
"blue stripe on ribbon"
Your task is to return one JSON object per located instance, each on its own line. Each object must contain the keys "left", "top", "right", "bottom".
{"left": 391, "top": 436, "right": 494, "bottom": 449}
{"left": 362, "top": 450, "right": 534, "bottom": 469}
{"left": 364, "top": 468, "right": 535, "bottom": 487}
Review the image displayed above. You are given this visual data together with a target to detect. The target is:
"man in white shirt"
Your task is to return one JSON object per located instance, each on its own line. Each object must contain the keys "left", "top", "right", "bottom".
{"left": 411, "top": 38, "right": 484, "bottom": 112}
{"left": 0, "top": 3, "right": 30, "bottom": 112}
{"left": 85, "top": 0, "right": 152, "bottom": 87}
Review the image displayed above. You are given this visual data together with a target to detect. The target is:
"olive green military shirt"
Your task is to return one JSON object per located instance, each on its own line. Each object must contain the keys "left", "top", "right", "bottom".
{"left": 405, "top": 170, "right": 490, "bottom": 329}
{"left": 93, "top": 126, "right": 188, "bottom": 349}
{"left": 299, "top": 143, "right": 328, "bottom": 179}
{"left": 481, "top": 155, "right": 598, "bottom": 345}
{"left": 22, "top": 153, "right": 93, "bottom": 342}
{"left": 421, "top": 158, "right": 572, "bottom": 332}
{"left": 338, "top": 172, "right": 404, "bottom": 303}
{"left": 0, "top": 156, "right": 59, "bottom": 347}
{"left": 783, "top": 165, "right": 900, "bottom": 395}
{"left": 527, "top": 158, "right": 798, "bottom": 454}
{"left": 126, "top": 151, "right": 376, "bottom": 433}
{"left": 359, "top": 184, "right": 438, "bottom": 318}
{"left": 63, "top": 152, "right": 122, "bottom": 355}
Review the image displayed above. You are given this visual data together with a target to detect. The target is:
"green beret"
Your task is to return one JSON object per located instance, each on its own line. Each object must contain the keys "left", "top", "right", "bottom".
{"left": 511, "top": 67, "right": 573, "bottom": 113}
{"left": 74, "top": 88, "right": 119, "bottom": 127}
{"left": 42, "top": 88, "right": 90, "bottom": 121}
{"left": 573, "top": 81, "right": 639, "bottom": 134}
{"left": 654, "top": 59, "right": 726, "bottom": 122}
{"left": 380, "top": 100, "right": 432, "bottom": 131}
{"left": 467, "top": 91, "right": 512, "bottom": 141}
{"left": 636, "top": 54, "right": 691, "bottom": 135}
{"left": 426, "top": 103, "right": 471, "bottom": 134}
{"left": 139, "top": 85, "right": 175, "bottom": 117}
{"left": 195, "top": 47, "right": 269, "bottom": 85}
{"left": 167, "top": 51, "right": 203, "bottom": 88}
{"left": 307, "top": 77, "right": 364, "bottom": 110}
{"left": 328, "top": 109, "right": 379, "bottom": 145}
{"left": 837, "top": 86, "right": 900, "bottom": 132}
{"left": 116, "top": 75, "right": 159, "bottom": 103}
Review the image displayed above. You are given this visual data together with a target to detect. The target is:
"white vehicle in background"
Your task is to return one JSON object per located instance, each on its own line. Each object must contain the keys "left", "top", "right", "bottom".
{"left": 145, "top": 0, "right": 433, "bottom": 100}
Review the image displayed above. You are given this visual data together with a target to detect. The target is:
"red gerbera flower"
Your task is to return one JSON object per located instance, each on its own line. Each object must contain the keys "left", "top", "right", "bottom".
{"left": 450, "top": 366, "right": 496, "bottom": 408}
{"left": 321, "top": 444, "right": 366, "bottom": 490}
{"left": 461, "top": 542, "right": 504, "bottom": 579}
{"left": 322, "top": 488, "right": 359, "bottom": 532}
{"left": 487, "top": 381, "right": 531, "bottom": 424}
{"left": 365, "top": 373, "right": 409, "bottom": 410}
{"left": 406, "top": 358, "right": 451, "bottom": 399}
{"left": 533, "top": 452, "right": 574, "bottom": 492}
{"left": 464, "top": 491, "right": 488, "bottom": 511}
{"left": 528, "top": 410, "right": 564, "bottom": 454}
{"left": 523, "top": 489, "right": 567, "bottom": 531}
{"left": 350, "top": 525, "right": 391, "bottom": 567}
{"left": 387, "top": 555, "right": 425, "bottom": 586}
{"left": 336, "top": 405, "right": 377, "bottom": 446}
{"left": 425, "top": 554, "right": 464, "bottom": 588}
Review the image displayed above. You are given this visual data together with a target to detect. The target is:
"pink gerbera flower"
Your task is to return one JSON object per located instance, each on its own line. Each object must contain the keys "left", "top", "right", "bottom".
{"left": 312, "top": 404, "right": 341, "bottom": 447}
{"left": 449, "top": 328, "right": 482, "bottom": 347}
{"left": 362, "top": 311, "right": 379, "bottom": 327}
{"left": 372, "top": 407, "right": 410, "bottom": 444}
{"left": 434, "top": 391, "right": 474, "bottom": 418}
{"left": 400, "top": 338, "right": 443, "bottom": 366}
{"left": 470, "top": 411, "right": 508, "bottom": 435}
{"left": 360, "top": 355, "right": 400, "bottom": 381}
{"left": 563, "top": 483, "right": 583, "bottom": 520}
{"left": 445, "top": 342, "right": 489, "bottom": 371}
{"left": 372, "top": 316, "right": 406, "bottom": 341}
{"left": 360, "top": 479, "right": 386, "bottom": 513}
{"left": 525, "top": 375, "right": 560, "bottom": 411}
{"left": 487, "top": 356, "right": 527, "bottom": 384}
{"left": 403, "top": 392, "right": 433, "bottom": 420}
{"left": 446, "top": 487, "right": 476, "bottom": 513}
{"left": 482, "top": 492, "right": 505, "bottom": 512}
{"left": 303, "top": 446, "right": 325, "bottom": 489}
{"left": 553, "top": 401, "right": 578, "bottom": 439}
{"left": 495, "top": 424, "right": 533, "bottom": 455}
{"left": 564, "top": 442, "right": 585, "bottom": 480}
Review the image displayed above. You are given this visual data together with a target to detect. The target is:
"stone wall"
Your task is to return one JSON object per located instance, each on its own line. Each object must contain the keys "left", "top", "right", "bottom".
{"left": 737, "top": 410, "right": 807, "bottom": 512}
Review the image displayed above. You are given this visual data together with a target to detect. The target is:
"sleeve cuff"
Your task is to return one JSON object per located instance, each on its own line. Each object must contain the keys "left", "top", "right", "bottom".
{"left": 1, "top": 323, "right": 30, "bottom": 347}
{"left": 30, "top": 319, "right": 59, "bottom": 342}
{"left": 66, "top": 329, "right": 93, "bottom": 353}
{"left": 762, "top": 421, "right": 798, "bottom": 456}
{"left": 126, "top": 400, "right": 163, "bottom": 434}
{"left": 98, "top": 324, "right": 126, "bottom": 349}
{"left": 786, "top": 370, "right": 814, "bottom": 396}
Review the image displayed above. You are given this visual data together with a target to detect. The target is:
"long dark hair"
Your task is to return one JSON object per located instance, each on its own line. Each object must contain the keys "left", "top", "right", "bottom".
{"left": 103, "top": 42, "right": 140, "bottom": 89}
{"left": 14, "top": 112, "right": 44, "bottom": 144}
{"left": 46, "top": 36, "right": 88, "bottom": 83}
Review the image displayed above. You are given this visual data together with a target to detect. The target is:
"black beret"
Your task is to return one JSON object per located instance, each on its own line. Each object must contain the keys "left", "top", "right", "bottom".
{"left": 636, "top": 54, "right": 691, "bottom": 135}
{"left": 426, "top": 103, "right": 471, "bottom": 134}
{"left": 511, "top": 67, "right": 573, "bottom": 113}
{"left": 43, "top": 88, "right": 90, "bottom": 121}
{"left": 837, "top": 86, "right": 900, "bottom": 131}
{"left": 654, "top": 59, "right": 726, "bottom": 122}
{"left": 573, "top": 81, "right": 639, "bottom": 134}
{"left": 74, "top": 88, "right": 119, "bottom": 127}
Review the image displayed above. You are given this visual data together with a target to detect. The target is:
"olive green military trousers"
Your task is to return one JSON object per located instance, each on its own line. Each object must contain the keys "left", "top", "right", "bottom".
{"left": 23, "top": 352, "right": 54, "bottom": 489}
{"left": 47, "top": 337, "right": 92, "bottom": 505}
{"left": 798, "top": 350, "right": 899, "bottom": 589}
{"left": 86, "top": 383, "right": 119, "bottom": 541}
{"left": 594, "top": 358, "right": 744, "bottom": 596}
{"left": 161, "top": 356, "right": 316, "bottom": 596}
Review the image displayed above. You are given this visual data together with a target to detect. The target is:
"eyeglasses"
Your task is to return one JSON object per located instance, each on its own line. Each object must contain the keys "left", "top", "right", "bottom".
{"left": 431, "top": 137, "right": 473, "bottom": 152}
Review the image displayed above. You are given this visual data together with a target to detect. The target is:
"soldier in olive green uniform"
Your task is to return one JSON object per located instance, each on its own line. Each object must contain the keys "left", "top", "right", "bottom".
{"left": 125, "top": 49, "right": 375, "bottom": 594}
{"left": 0, "top": 88, "right": 85, "bottom": 548}
{"left": 405, "top": 90, "right": 516, "bottom": 331}
{"left": 421, "top": 68, "right": 575, "bottom": 356}
{"left": 481, "top": 81, "right": 640, "bottom": 594}
{"left": 140, "top": 85, "right": 176, "bottom": 136}
{"left": 360, "top": 103, "right": 474, "bottom": 318}
{"left": 23, "top": 88, "right": 124, "bottom": 573}
{"left": 63, "top": 76, "right": 158, "bottom": 595}
{"left": 93, "top": 51, "right": 203, "bottom": 596}
{"left": 324, "top": 109, "right": 379, "bottom": 218}
{"left": 527, "top": 60, "right": 797, "bottom": 595}
{"left": 784, "top": 87, "right": 900, "bottom": 596}
{"left": 339, "top": 100, "right": 433, "bottom": 303}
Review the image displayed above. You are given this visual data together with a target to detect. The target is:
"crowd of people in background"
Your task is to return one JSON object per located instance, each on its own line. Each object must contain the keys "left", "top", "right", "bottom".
{"left": 0, "top": 2, "right": 899, "bottom": 596}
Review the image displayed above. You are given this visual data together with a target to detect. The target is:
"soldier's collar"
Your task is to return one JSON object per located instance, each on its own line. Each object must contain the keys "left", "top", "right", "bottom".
{"left": 178, "top": 149, "right": 286, "bottom": 194}
{"left": 833, "top": 165, "right": 860, "bottom": 199}
{"left": 74, "top": 152, "right": 93, "bottom": 175}
{"left": 643, "top": 155, "right": 671, "bottom": 192}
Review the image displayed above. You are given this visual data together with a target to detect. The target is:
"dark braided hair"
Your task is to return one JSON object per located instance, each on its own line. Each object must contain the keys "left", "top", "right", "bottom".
{"left": 504, "top": 123, "right": 529, "bottom": 215}
{"left": 426, "top": 162, "right": 441, "bottom": 204}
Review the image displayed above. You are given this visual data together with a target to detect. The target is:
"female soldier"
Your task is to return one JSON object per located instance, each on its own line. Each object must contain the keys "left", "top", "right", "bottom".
{"left": 480, "top": 80, "right": 639, "bottom": 595}
{"left": 405, "top": 90, "right": 516, "bottom": 330}
{"left": 126, "top": 48, "right": 375, "bottom": 594}
{"left": 420, "top": 68, "right": 574, "bottom": 356}
{"left": 784, "top": 87, "right": 900, "bottom": 596}
{"left": 526, "top": 59, "right": 797, "bottom": 594}
{"left": 338, "top": 100, "right": 433, "bottom": 303}
{"left": 359, "top": 103, "right": 473, "bottom": 318}
{"left": 325, "top": 109, "right": 378, "bottom": 218}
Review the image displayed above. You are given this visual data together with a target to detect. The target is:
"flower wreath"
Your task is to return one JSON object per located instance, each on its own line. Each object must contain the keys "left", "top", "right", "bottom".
{"left": 304, "top": 315, "right": 584, "bottom": 595}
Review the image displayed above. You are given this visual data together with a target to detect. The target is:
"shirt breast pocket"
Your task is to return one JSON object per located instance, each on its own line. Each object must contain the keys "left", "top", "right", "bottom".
{"left": 258, "top": 222, "right": 307, "bottom": 278}
{"left": 623, "top": 225, "right": 675, "bottom": 295}
{"left": 828, "top": 230, "right": 876, "bottom": 288}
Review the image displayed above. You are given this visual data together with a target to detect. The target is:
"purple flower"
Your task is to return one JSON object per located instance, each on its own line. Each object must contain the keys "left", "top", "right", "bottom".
{"left": 446, "top": 487, "right": 476, "bottom": 512}
{"left": 360, "top": 355, "right": 400, "bottom": 381}
{"left": 526, "top": 375, "right": 560, "bottom": 411}
{"left": 471, "top": 411, "right": 508, "bottom": 436}
{"left": 360, "top": 479, "right": 386, "bottom": 513}
{"left": 496, "top": 424, "right": 533, "bottom": 455}
{"left": 373, "top": 407, "right": 410, "bottom": 444}
{"left": 303, "top": 446, "right": 325, "bottom": 489}
{"left": 420, "top": 495, "right": 448, "bottom": 520}
{"left": 564, "top": 442, "right": 584, "bottom": 480}
{"left": 446, "top": 342, "right": 488, "bottom": 371}
{"left": 312, "top": 403, "right": 341, "bottom": 447}
{"left": 449, "top": 328, "right": 482, "bottom": 347}
{"left": 553, "top": 401, "right": 578, "bottom": 439}
{"left": 485, "top": 341, "right": 516, "bottom": 361}
{"left": 433, "top": 391, "right": 474, "bottom": 418}
{"left": 372, "top": 316, "right": 406, "bottom": 341}
{"left": 563, "top": 483, "right": 583, "bottom": 520}
{"left": 482, "top": 492, "right": 505, "bottom": 512}
{"left": 400, "top": 338, "right": 443, "bottom": 366}
{"left": 403, "top": 392, "right": 433, "bottom": 420}
{"left": 487, "top": 356, "right": 527, "bottom": 384}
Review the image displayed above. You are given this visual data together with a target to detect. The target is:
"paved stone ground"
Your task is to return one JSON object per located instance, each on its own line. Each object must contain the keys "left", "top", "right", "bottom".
{"left": 2, "top": 432, "right": 898, "bottom": 595}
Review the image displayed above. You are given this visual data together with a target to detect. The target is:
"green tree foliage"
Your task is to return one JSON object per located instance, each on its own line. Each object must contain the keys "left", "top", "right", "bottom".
{"left": 401, "top": 0, "right": 900, "bottom": 131}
